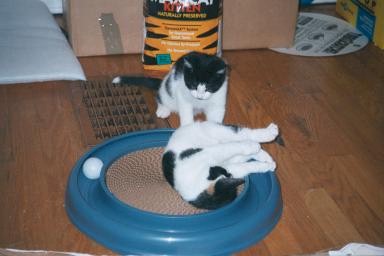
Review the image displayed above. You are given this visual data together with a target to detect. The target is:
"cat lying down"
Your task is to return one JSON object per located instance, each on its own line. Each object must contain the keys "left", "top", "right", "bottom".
{"left": 162, "top": 121, "right": 279, "bottom": 210}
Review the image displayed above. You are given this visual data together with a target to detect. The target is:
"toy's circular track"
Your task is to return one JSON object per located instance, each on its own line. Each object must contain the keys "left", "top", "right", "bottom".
{"left": 65, "top": 129, "right": 283, "bottom": 255}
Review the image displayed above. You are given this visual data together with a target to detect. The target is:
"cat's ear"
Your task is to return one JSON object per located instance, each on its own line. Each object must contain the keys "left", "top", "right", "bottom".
{"left": 215, "top": 177, "right": 244, "bottom": 193}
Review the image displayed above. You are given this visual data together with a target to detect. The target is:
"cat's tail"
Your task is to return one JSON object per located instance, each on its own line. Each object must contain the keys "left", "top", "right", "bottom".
{"left": 112, "top": 76, "right": 162, "bottom": 90}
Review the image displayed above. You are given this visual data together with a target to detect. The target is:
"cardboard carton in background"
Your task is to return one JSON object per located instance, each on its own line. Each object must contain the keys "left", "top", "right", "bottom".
{"left": 223, "top": 0, "right": 298, "bottom": 50}
{"left": 63, "top": 0, "right": 144, "bottom": 57}
{"left": 63, "top": 0, "right": 299, "bottom": 57}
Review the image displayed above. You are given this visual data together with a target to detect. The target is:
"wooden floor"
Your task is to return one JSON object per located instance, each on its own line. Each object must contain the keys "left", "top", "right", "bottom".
{"left": 1, "top": 5, "right": 383, "bottom": 256}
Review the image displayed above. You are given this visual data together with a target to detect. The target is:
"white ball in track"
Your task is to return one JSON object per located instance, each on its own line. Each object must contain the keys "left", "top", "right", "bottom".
{"left": 82, "top": 157, "right": 103, "bottom": 179}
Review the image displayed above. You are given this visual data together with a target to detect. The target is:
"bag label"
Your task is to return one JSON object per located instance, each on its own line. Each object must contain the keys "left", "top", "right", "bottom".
{"left": 143, "top": 0, "right": 223, "bottom": 70}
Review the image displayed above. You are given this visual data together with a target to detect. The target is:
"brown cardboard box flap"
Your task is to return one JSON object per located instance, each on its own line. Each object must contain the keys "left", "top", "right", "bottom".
{"left": 64, "top": 0, "right": 144, "bottom": 57}
{"left": 223, "top": 0, "right": 298, "bottom": 49}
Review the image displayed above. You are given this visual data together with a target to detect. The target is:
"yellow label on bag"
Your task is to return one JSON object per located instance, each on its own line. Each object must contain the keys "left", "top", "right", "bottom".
{"left": 143, "top": 0, "right": 223, "bottom": 70}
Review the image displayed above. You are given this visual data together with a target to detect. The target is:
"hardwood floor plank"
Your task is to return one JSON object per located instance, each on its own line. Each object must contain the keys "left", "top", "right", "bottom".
{"left": 328, "top": 155, "right": 384, "bottom": 223}
{"left": 0, "top": 87, "right": 13, "bottom": 164}
{"left": 0, "top": 83, "right": 112, "bottom": 254}
{"left": 282, "top": 190, "right": 334, "bottom": 253}
{"left": 228, "top": 62, "right": 353, "bottom": 162}
{"left": 262, "top": 215, "right": 304, "bottom": 256}
{"left": 305, "top": 155, "right": 384, "bottom": 239}
{"left": 312, "top": 91, "right": 384, "bottom": 161}
{"left": 238, "top": 241, "right": 272, "bottom": 256}
{"left": 305, "top": 188, "right": 364, "bottom": 246}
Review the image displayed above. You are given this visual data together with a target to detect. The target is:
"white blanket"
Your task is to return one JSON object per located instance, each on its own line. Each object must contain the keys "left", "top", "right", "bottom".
{"left": 0, "top": 0, "right": 85, "bottom": 84}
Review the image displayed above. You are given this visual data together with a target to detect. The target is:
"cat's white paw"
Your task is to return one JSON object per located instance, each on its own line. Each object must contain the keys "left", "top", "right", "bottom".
{"left": 257, "top": 161, "right": 277, "bottom": 172}
{"left": 268, "top": 161, "right": 277, "bottom": 172}
{"left": 266, "top": 123, "right": 279, "bottom": 140}
{"left": 156, "top": 105, "right": 171, "bottom": 118}
{"left": 253, "top": 149, "right": 274, "bottom": 163}
{"left": 242, "top": 141, "right": 261, "bottom": 155}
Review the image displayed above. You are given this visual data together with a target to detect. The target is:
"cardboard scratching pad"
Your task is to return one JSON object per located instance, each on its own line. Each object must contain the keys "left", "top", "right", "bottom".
{"left": 106, "top": 147, "right": 206, "bottom": 215}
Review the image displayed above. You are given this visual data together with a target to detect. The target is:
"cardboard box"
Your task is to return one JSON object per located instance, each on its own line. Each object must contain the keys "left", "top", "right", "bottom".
{"left": 223, "top": 0, "right": 298, "bottom": 50}
{"left": 63, "top": 0, "right": 298, "bottom": 57}
{"left": 63, "top": 0, "right": 144, "bottom": 56}
{"left": 336, "top": 0, "right": 384, "bottom": 49}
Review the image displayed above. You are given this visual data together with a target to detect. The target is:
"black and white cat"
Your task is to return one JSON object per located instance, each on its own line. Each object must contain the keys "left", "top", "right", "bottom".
{"left": 112, "top": 51, "right": 228, "bottom": 126}
{"left": 162, "top": 121, "right": 279, "bottom": 210}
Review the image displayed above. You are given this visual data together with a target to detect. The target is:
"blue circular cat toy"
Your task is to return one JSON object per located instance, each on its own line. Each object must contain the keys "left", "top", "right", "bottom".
{"left": 65, "top": 129, "right": 283, "bottom": 255}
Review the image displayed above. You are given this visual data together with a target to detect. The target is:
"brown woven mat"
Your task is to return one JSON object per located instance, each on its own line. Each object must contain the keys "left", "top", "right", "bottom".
{"left": 71, "top": 79, "right": 169, "bottom": 146}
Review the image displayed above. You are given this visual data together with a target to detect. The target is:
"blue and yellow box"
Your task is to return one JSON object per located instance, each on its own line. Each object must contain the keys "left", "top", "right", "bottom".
{"left": 336, "top": 0, "right": 384, "bottom": 49}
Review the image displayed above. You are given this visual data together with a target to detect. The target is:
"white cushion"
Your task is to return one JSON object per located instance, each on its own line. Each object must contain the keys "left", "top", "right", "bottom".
{"left": 0, "top": 0, "right": 85, "bottom": 84}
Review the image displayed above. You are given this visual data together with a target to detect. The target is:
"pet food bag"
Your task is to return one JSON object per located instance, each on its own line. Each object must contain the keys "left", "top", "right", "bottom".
{"left": 143, "top": 0, "right": 223, "bottom": 70}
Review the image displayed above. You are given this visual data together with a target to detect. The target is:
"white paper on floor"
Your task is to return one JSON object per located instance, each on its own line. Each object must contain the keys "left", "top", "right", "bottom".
{"left": 271, "top": 12, "right": 369, "bottom": 57}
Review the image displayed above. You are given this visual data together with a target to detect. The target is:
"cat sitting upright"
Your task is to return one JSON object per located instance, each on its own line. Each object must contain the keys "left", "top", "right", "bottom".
{"left": 162, "top": 121, "right": 279, "bottom": 210}
{"left": 113, "top": 51, "right": 228, "bottom": 126}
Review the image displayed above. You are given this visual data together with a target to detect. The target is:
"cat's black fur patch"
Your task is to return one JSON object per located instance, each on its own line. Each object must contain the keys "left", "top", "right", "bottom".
{"left": 162, "top": 151, "right": 176, "bottom": 187}
{"left": 156, "top": 93, "right": 162, "bottom": 104}
{"left": 179, "top": 148, "right": 203, "bottom": 160}
{"left": 208, "top": 166, "right": 231, "bottom": 180}
{"left": 115, "top": 76, "right": 161, "bottom": 90}
{"left": 224, "top": 124, "right": 241, "bottom": 133}
{"left": 175, "top": 51, "right": 227, "bottom": 93}
{"left": 189, "top": 178, "right": 245, "bottom": 210}
{"left": 165, "top": 77, "right": 173, "bottom": 97}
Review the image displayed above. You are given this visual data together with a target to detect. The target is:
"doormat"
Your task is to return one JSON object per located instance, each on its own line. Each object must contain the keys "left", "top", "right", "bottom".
{"left": 71, "top": 79, "right": 170, "bottom": 146}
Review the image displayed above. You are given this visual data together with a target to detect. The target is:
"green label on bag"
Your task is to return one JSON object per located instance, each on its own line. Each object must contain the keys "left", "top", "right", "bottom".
{"left": 156, "top": 54, "right": 172, "bottom": 65}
